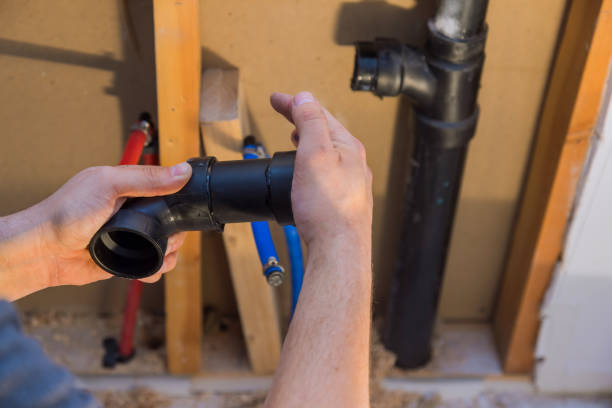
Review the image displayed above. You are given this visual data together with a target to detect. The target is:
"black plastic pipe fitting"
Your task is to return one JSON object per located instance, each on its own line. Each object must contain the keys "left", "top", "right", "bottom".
{"left": 89, "top": 151, "right": 295, "bottom": 279}
{"left": 350, "top": 0, "right": 489, "bottom": 368}
{"left": 352, "top": 39, "right": 437, "bottom": 105}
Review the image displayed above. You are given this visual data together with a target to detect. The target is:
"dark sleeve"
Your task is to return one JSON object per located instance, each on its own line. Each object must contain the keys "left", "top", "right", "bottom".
{"left": 0, "top": 300, "right": 101, "bottom": 408}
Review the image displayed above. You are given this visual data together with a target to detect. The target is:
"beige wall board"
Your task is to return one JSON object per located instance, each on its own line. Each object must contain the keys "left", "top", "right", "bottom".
{"left": 439, "top": 0, "right": 569, "bottom": 319}
{"left": 0, "top": 0, "right": 569, "bottom": 322}
{"left": 198, "top": 0, "right": 569, "bottom": 320}
{"left": 0, "top": 0, "right": 163, "bottom": 313}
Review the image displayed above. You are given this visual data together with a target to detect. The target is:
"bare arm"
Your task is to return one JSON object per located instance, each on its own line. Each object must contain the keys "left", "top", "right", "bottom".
{"left": 266, "top": 92, "right": 373, "bottom": 408}
{"left": 0, "top": 163, "right": 192, "bottom": 300}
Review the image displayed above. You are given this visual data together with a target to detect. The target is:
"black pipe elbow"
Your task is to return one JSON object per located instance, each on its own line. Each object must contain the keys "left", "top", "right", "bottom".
{"left": 351, "top": 39, "right": 437, "bottom": 106}
{"left": 89, "top": 151, "right": 295, "bottom": 279}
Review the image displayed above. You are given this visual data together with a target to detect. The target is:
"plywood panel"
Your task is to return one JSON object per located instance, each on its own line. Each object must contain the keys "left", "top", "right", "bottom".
{"left": 0, "top": 0, "right": 570, "bottom": 322}
{"left": 0, "top": 0, "right": 163, "bottom": 314}
{"left": 199, "top": 0, "right": 569, "bottom": 320}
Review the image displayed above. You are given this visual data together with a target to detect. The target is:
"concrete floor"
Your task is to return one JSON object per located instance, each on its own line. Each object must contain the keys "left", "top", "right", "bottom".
{"left": 83, "top": 375, "right": 612, "bottom": 408}
{"left": 21, "top": 310, "right": 612, "bottom": 407}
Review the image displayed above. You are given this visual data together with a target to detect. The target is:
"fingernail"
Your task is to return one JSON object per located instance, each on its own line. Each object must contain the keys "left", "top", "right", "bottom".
{"left": 170, "top": 162, "right": 191, "bottom": 177}
{"left": 294, "top": 91, "right": 315, "bottom": 106}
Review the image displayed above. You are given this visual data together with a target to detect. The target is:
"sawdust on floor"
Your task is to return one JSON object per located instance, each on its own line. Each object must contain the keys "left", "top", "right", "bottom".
{"left": 20, "top": 308, "right": 250, "bottom": 375}
{"left": 371, "top": 327, "right": 421, "bottom": 408}
{"left": 19, "top": 311, "right": 612, "bottom": 408}
{"left": 95, "top": 387, "right": 171, "bottom": 408}
{"left": 18, "top": 311, "right": 435, "bottom": 407}
{"left": 21, "top": 310, "right": 167, "bottom": 374}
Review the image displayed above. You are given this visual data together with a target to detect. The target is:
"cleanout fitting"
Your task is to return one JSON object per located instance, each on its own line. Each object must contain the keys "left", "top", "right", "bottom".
{"left": 89, "top": 151, "right": 296, "bottom": 279}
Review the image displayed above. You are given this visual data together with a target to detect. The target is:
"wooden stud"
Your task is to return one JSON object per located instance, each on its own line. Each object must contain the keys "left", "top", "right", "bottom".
{"left": 153, "top": 0, "right": 202, "bottom": 374}
{"left": 493, "top": 0, "right": 612, "bottom": 373}
{"left": 199, "top": 68, "right": 282, "bottom": 374}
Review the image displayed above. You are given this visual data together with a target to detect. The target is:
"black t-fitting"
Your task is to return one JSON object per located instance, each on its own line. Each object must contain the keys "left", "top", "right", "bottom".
{"left": 351, "top": 16, "right": 488, "bottom": 147}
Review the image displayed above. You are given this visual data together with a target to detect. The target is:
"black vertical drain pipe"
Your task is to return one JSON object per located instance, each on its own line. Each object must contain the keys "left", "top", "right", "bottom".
{"left": 351, "top": 0, "right": 489, "bottom": 368}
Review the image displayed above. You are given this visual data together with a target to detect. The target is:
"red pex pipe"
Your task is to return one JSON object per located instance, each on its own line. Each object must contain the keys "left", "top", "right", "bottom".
{"left": 119, "top": 129, "right": 147, "bottom": 165}
{"left": 116, "top": 128, "right": 150, "bottom": 359}
{"left": 119, "top": 281, "right": 143, "bottom": 358}
{"left": 142, "top": 153, "right": 159, "bottom": 166}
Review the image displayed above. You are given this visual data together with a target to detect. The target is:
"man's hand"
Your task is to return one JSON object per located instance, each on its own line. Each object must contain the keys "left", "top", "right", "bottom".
{"left": 270, "top": 91, "right": 373, "bottom": 246}
{"left": 0, "top": 163, "right": 192, "bottom": 300}
{"left": 267, "top": 92, "right": 373, "bottom": 408}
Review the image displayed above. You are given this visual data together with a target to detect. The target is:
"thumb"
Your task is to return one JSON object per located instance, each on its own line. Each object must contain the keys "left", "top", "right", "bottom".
{"left": 291, "top": 92, "right": 333, "bottom": 156}
{"left": 108, "top": 162, "right": 192, "bottom": 197}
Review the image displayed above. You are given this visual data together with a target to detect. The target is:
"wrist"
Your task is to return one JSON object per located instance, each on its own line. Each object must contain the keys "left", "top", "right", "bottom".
{"left": 306, "top": 225, "right": 372, "bottom": 272}
{"left": 0, "top": 204, "right": 55, "bottom": 300}
{"left": 306, "top": 215, "right": 372, "bottom": 252}
{"left": 309, "top": 229, "right": 370, "bottom": 253}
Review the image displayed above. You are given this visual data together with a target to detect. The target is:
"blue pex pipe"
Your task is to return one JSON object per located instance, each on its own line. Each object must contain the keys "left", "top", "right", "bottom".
{"left": 242, "top": 147, "right": 259, "bottom": 161}
{"left": 283, "top": 225, "right": 304, "bottom": 313}
{"left": 250, "top": 221, "right": 283, "bottom": 277}
{"left": 244, "top": 140, "right": 305, "bottom": 310}
{"left": 243, "top": 146, "right": 283, "bottom": 281}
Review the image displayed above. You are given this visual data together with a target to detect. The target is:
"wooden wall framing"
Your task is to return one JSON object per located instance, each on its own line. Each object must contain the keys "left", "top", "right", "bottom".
{"left": 153, "top": 0, "right": 203, "bottom": 374}
{"left": 493, "top": 0, "right": 612, "bottom": 373}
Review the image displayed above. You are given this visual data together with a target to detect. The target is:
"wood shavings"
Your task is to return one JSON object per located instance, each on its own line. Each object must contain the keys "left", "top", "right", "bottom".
{"left": 95, "top": 387, "right": 170, "bottom": 408}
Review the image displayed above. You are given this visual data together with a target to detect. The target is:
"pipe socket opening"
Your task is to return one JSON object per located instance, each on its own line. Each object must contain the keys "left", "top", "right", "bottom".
{"left": 351, "top": 42, "right": 379, "bottom": 92}
{"left": 91, "top": 229, "right": 164, "bottom": 279}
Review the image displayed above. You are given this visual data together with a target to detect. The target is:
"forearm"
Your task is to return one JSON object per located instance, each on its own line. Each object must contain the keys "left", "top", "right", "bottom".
{"left": 266, "top": 229, "right": 372, "bottom": 408}
{"left": 0, "top": 205, "right": 52, "bottom": 300}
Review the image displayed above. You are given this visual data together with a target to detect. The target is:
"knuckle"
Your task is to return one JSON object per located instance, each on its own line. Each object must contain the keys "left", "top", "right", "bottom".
{"left": 166, "top": 239, "right": 178, "bottom": 254}
{"left": 140, "top": 166, "right": 165, "bottom": 188}
{"left": 98, "top": 165, "right": 115, "bottom": 178}
{"left": 166, "top": 258, "right": 178, "bottom": 271}
{"left": 303, "top": 150, "right": 328, "bottom": 167}
{"left": 82, "top": 165, "right": 112, "bottom": 181}
{"left": 297, "top": 104, "right": 325, "bottom": 124}
{"left": 142, "top": 274, "right": 160, "bottom": 284}
{"left": 142, "top": 165, "right": 159, "bottom": 181}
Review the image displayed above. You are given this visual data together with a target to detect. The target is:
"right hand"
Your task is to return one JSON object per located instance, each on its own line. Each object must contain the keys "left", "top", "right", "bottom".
{"left": 270, "top": 91, "right": 373, "bottom": 247}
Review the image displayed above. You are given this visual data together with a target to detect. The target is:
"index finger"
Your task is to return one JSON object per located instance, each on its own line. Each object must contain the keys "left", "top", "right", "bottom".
{"left": 271, "top": 92, "right": 355, "bottom": 147}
